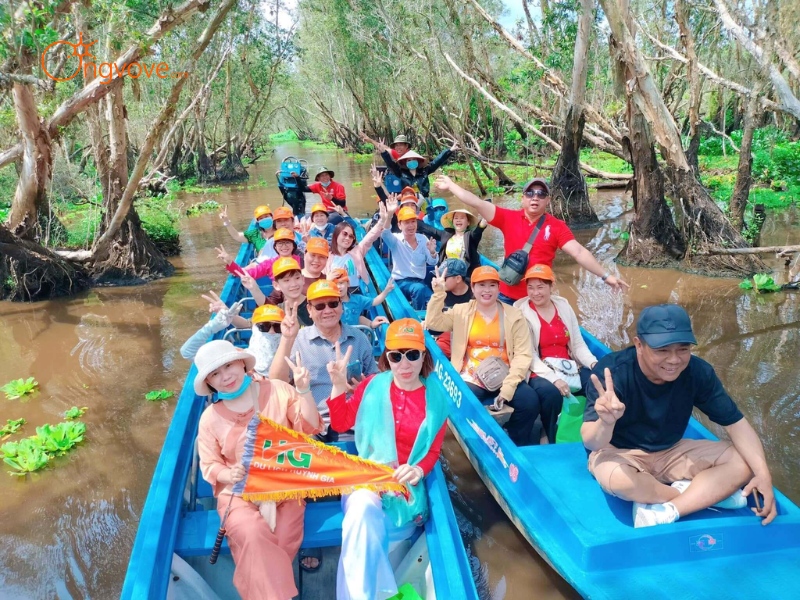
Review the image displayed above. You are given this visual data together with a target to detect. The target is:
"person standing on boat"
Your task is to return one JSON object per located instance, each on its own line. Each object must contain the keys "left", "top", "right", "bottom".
{"left": 372, "top": 138, "right": 458, "bottom": 204}
{"left": 434, "top": 175, "right": 629, "bottom": 303}
{"left": 426, "top": 266, "right": 544, "bottom": 446}
{"left": 438, "top": 207, "right": 487, "bottom": 276}
{"left": 325, "top": 319, "right": 448, "bottom": 600}
{"left": 582, "top": 304, "right": 777, "bottom": 528}
{"left": 514, "top": 265, "right": 598, "bottom": 438}
{"left": 195, "top": 340, "right": 323, "bottom": 600}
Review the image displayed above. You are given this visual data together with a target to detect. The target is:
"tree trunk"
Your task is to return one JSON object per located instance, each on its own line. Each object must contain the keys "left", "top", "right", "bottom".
{"left": 729, "top": 92, "right": 760, "bottom": 231}
{"left": 550, "top": 107, "right": 598, "bottom": 227}
{"left": 0, "top": 224, "right": 90, "bottom": 301}
{"left": 675, "top": 0, "right": 702, "bottom": 175}
{"left": 7, "top": 81, "right": 52, "bottom": 241}
{"left": 618, "top": 108, "right": 685, "bottom": 267}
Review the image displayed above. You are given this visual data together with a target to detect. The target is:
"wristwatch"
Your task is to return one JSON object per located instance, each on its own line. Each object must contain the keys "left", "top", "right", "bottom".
{"left": 601, "top": 272, "right": 611, "bottom": 282}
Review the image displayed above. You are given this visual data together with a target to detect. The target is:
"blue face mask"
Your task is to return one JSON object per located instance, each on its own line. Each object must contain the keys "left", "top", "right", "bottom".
{"left": 216, "top": 375, "right": 253, "bottom": 401}
{"left": 321, "top": 181, "right": 331, "bottom": 188}
{"left": 258, "top": 217, "right": 273, "bottom": 230}
{"left": 406, "top": 160, "right": 419, "bottom": 170}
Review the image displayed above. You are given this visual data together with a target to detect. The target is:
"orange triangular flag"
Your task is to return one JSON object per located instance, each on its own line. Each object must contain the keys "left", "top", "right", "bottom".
{"left": 235, "top": 415, "right": 407, "bottom": 502}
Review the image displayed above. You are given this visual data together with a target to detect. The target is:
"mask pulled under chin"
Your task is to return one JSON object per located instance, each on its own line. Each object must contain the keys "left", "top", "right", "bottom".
{"left": 313, "top": 223, "right": 328, "bottom": 232}
{"left": 320, "top": 181, "right": 331, "bottom": 188}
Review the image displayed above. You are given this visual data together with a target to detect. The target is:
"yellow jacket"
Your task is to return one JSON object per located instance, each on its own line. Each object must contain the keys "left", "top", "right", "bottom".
{"left": 426, "top": 290, "right": 533, "bottom": 401}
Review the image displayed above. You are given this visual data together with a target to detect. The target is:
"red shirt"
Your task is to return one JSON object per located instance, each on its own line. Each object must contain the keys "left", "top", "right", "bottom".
{"left": 307, "top": 181, "right": 347, "bottom": 211}
{"left": 489, "top": 208, "right": 574, "bottom": 300}
{"left": 328, "top": 374, "right": 446, "bottom": 475}
{"left": 535, "top": 305, "right": 571, "bottom": 359}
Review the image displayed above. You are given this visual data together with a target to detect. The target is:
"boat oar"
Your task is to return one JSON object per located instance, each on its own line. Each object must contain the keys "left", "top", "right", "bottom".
{"left": 210, "top": 494, "right": 235, "bottom": 565}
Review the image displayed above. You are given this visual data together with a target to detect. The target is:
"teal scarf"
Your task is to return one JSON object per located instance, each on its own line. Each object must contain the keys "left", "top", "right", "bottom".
{"left": 354, "top": 371, "right": 449, "bottom": 528}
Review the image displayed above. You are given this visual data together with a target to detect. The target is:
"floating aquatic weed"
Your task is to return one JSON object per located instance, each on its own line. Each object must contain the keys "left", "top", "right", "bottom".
{"left": 145, "top": 389, "right": 174, "bottom": 401}
{"left": 3, "top": 438, "right": 50, "bottom": 476}
{"left": 63, "top": 406, "right": 88, "bottom": 420}
{"left": 740, "top": 273, "right": 782, "bottom": 293}
{"left": 1, "top": 377, "right": 39, "bottom": 400}
{"left": 0, "top": 418, "right": 26, "bottom": 437}
{"left": 34, "top": 422, "right": 87, "bottom": 457}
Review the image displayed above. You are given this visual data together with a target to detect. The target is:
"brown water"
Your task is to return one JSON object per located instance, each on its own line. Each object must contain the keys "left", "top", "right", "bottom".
{"left": 0, "top": 144, "right": 798, "bottom": 599}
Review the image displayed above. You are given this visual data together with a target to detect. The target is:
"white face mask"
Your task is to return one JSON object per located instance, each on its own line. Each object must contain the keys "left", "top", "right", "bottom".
{"left": 249, "top": 328, "right": 281, "bottom": 375}
{"left": 313, "top": 223, "right": 328, "bottom": 232}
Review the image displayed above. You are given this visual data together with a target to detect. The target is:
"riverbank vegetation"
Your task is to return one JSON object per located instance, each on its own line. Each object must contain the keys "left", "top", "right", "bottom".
{"left": 1, "top": 0, "right": 798, "bottom": 300}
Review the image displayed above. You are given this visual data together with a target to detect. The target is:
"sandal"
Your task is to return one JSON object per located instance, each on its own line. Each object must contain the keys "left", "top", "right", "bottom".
{"left": 299, "top": 548, "right": 322, "bottom": 572}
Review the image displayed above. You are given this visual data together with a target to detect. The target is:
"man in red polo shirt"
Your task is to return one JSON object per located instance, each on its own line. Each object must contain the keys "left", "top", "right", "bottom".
{"left": 435, "top": 175, "right": 629, "bottom": 302}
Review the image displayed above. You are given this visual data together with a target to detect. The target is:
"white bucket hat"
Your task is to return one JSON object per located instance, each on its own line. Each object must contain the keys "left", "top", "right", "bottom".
{"left": 193, "top": 339, "right": 256, "bottom": 395}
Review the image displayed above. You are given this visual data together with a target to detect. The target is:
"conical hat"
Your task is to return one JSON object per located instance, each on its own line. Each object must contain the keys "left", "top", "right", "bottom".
{"left": 441, "top": 209, "right": 478, "bottom": 231}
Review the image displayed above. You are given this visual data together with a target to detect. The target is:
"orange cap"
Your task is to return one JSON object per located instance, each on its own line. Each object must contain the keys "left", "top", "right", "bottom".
{"left": 272, "top": 257, "right": 301, "bottom": 278}
{"left": 470, "top": 265, "right": 500, "bottom": 284}
{"left": 273, "top": 228, "right": 296, "bottom": 243}
{"left": 306, "top": 237, "right": 330, "bottom": 257}
{"left": 385, "top": 318, "right": 426, "bottom": 352}
{"left": 327, "top": 268, "right": 350, "bottom": 283}
{"left": 311, "top": 203, "right": 328, "bottom": 215}
{"left": 397, "top": 206, "right": 418, "bottom": 222}
{"left": 252, "top": 304, "right": 285, "bottom": 324}
{"left": 254, "top": 205, "right": 272, "bottom": 219}
{"left": 273, "top": 206, "right": 294, "bottom": 221}
{"left": 523, "top": 264, "right": 555, "bottom": 283}
{"left": 399, "top": 187, "right": 418, "bottom": 205}
{"left": 306, "top": 279, "right": 341, "bottom": 301}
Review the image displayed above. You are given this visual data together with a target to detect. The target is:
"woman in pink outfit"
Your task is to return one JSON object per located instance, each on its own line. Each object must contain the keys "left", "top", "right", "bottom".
{"left": 195, "top": 340, "right": 323, "bottom": 600}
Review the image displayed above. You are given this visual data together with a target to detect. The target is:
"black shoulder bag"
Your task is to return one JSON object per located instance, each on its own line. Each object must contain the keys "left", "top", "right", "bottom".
{"left": 498, "top": 215, "right": 546, "bottom": 286}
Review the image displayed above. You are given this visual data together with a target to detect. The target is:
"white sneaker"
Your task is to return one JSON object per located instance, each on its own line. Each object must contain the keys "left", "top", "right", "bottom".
{"left": 670, "top": 480, "right": 748, "bottom": 510}
{"left": 633, "top": 501, "right": 680, "bottom": 528}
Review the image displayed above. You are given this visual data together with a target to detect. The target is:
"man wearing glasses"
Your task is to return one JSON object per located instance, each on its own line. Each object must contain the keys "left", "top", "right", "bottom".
{"left": 270, "top": 280, "right": 378, "bottom": 439}
{"left": 435, "top": 175, "right": 629, "bottom": 304}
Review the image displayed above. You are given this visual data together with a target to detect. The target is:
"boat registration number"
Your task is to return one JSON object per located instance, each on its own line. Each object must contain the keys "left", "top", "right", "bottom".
{"left": 435, "top": 360, "right": 462, "bottom": 409}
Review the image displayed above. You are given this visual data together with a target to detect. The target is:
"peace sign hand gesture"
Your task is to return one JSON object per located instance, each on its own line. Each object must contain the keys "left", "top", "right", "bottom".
{"left": 326, "top": 342, "right": 354, "bottom": 392}
{"left": 590, "top": 368, "right": 625, "bottom": 425}
{"left": 285, "top": 352, "right": 311, "bottom": 392}
{"left": 370, "top": 164, "right": 384, "bottom": 187}
{"left": 431, "top": 264, "right": 448, "bottom": 292}
{"left": 281, "top": 303, "right": 300, "bottom": 340}
{"left": 201, "top": 290, "right": 227, "bottom": 314}
{"left": 219, "top": 205, "right": 230, "bottom": 227}
{"left": 216, "top": 245, "right": 232, "bottom": 265}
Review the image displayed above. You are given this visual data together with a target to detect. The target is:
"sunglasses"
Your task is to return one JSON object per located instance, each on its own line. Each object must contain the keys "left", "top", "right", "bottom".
{"left": 310, "top": 300, "right": 341, "bottom": 311}
{"left": 256, "top": 322, "right": 281, "bottom": 333}
{"left": 386, "top": 349, "right": 423, "bottom": 363}
{"left": 339, "top": 230, "right": 355, "bottom": 238}
{"left": 523, "top": 189, "right": 548, "bottom": 198}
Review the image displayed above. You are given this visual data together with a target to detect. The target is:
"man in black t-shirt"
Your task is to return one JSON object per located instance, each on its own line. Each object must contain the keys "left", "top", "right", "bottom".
{"left": 428, "top": 259, "right": 473, "bottom": 358}
{"left": 582, "top": 304, "right": 777, "bottom": 528}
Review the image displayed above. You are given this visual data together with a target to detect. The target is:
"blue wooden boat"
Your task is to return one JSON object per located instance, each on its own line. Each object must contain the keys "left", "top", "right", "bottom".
{"left": 121, "top": 224, "right": 478, "bottom": 599}
{"left": 363, "top": 233, "right": 800, "bottom": 599}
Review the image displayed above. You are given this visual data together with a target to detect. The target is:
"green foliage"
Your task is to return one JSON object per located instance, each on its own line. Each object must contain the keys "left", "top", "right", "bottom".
{"left": 2, "top": 438, "right": 50, "bottom": 476}
{"left": 145, "top": 389, "right": 174, "bottom": 401}
{"left": 33, "top": 422, "right": 87, "bottom": 456}
{"left": 740, "top": 274, "right": 782, "bottom": 293}
{"left": 270, "top": 130, "right": 300, "bottom": 142}
{"left": 1, "top": 377, "right": 39, "bottom": 400}
{"left": 137, "top": 197, "right": 181, "bottom": 256}
{"left": 63, "top": 406, "right": 87, "bottom": 420}
{"left": 186, "top": 199, "right": 221, "bottom": 216}
{"left": 0, "top": 418, "right": 26, "bottom": 437}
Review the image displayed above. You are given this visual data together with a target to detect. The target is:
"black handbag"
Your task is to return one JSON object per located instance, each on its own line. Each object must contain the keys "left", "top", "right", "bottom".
{"left": 498, "top": 215, "right": 546, "bottom": 286}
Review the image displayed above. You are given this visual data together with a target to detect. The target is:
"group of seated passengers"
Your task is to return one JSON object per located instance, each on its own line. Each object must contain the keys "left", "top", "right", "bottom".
{"left": 180, "top": 143, "right": 779, "bottom": 599}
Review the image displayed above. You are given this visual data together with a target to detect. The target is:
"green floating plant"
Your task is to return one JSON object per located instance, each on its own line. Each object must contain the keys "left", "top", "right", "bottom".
{"left": 185, "top": 199, "right": 221, "bottom": 217}
{"left": 3, "top": 438, "right": 50, "bottom": 476}
{"left": 1, "top": 377, "right": 39, "bottom": 400}
{"left": 64, "top": 406, "right": 88, "bottom": 420}
{"left": 33, "top": 422, "right": 86, "bottom": 457}
{"left": 0, "top": 418, "right": 26, "bottom": 437}
{"left": 740, "top": 273, "right": 782, "bottom": 293}
{"left": 145, "top": 389, "right": 174, "bottom": 401}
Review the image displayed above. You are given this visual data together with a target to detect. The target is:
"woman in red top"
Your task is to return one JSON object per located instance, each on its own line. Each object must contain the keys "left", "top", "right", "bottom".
{"left": 513, "top": 265, "right": 598, "bottom": 441}
{"left": 325, "top": 319, "right": 448, "bottom": 600}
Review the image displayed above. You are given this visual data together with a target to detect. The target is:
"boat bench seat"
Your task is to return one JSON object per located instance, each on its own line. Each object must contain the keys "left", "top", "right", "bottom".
{"left": 175, "top": 499, "right": 344, "bottom": 557}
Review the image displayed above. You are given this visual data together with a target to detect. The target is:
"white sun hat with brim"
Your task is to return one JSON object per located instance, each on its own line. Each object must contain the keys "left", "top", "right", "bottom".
{"left": 397, "top": 150, "right": 428, "bottom": 168}
{"left": 441, "top": 208, "right": 479, "bottom": 231}
{"left": 193, "top": 339, "right": 256, "bottom": 395}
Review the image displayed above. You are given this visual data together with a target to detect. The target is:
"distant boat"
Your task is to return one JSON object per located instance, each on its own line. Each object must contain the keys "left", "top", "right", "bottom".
{"left": 121, "top": 223, "right": 478, "bottom": 600}
{"left": 363, "top": 228, "right": 800, "bottom": 599}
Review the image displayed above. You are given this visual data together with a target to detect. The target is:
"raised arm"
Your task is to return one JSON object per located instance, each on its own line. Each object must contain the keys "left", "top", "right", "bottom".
{"left": 427, "top": 142, "right": 458, "bottom": 174}
{"left": 218, "top": 205, "right": 247, "bottom": 243}
{"left": 434, "top": 175, "right": 496, "bottom": 222}
{"left": 381, "top": 150, "right": 402, "bottom": 176}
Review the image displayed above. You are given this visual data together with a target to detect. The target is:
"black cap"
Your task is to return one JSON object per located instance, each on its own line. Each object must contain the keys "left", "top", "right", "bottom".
{"left": 636, "top": 304, "right": 697, "bottom": 348}
{"left": 522, "top": 178, "right": 550, "bottom": 195}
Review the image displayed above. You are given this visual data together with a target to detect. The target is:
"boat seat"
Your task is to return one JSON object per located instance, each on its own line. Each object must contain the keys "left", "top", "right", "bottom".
{"left": 175, "top": 498, "right": 344, "bottom": 557}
